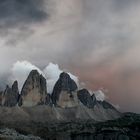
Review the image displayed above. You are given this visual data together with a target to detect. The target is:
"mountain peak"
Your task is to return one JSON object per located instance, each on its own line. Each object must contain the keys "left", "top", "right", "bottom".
{"left": 77, "top": 89, "right": 96, "bottom": 108}
{"left": 18, "top": 70, "right": 47, "bottom": 107}
{"left": 2, "top": 81, "right": 19, "bottom": 107}
{"left": 51, "top": 72, "right": 78, "bottom": 105}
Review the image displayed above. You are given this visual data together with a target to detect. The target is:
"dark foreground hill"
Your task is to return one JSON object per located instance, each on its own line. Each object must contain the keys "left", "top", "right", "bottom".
{"left": 0, "top": 110, "right": 139, "bottom": 140}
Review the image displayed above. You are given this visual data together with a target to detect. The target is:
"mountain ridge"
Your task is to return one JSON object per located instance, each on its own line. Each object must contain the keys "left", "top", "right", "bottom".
{"left": 0, "top": 70, "right": 120, "bottom": 122}
{"left": 0, "top": 69, "right": 139, "bottom": 140}
{"left": 0, "top": 71, "right": 121, "bottom": 136}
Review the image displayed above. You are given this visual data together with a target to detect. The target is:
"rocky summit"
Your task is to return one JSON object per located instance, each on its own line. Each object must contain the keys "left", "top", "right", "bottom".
{"left": 51, "top": 72, "right": 78, "bottom": 108}
{"left": 0, "top": 69, "right": 139, "bottom": 140}
{"left": 18, "top": 70, "right": 47, "bottom": 107}
{"left": 1, "top": 81, "right": 19, "bottom": 107}
{"left": 77, "top": 89, "right": 96, "bottom": 108}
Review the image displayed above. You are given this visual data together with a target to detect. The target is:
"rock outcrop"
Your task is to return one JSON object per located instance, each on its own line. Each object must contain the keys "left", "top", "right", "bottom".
{"left": 51, "top": 72, "right": 78, "bottom": 108}
{"left": 2, "top": 81, "right": 19, "bottom": 107}
{"left": 0, "top": 128, "right": 42, "bottom": 140}
{"left": 77, "top": 89, "right": 96, "bottom": 108}
{"left": 45, "top": 94, "right": 52, "bottom": 106}
{"left": 0, "top": 91, "right": 3, "bottom": 105}
{"left": 19, "top": 70, "right": 47, "bottom": 107}
{"left": 97, "top": 100, "right": 117, "bottom": 110}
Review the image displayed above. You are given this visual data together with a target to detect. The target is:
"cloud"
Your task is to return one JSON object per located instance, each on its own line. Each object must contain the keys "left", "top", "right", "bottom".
{"left": 0, "top": 0, "right": 47, "bottom": 28}
{"left": 94, "top": 90, "right": 107, "bottom": 102}
{"left": 43, "top": 63, "right": 62, "bottom": 94}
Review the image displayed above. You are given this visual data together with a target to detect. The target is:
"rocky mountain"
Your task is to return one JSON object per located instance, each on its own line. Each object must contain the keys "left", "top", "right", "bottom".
{"left": 77, "top": 89, "right": 96, "bottom": 108}
{"left": 0, "top": 69, "right": 138, "bottom": 140}
{"left": 52, "top": 72, "right": 78, "bottom": 108}
{"left": 18, "top": 70, "right": 47, "bottom": 107}
{"left": 1, "top": 81, "right": 19, "bottom": 107}
{"left": 45, "top": 93, "right": 52, "bottom": 106}
{"left": 97, "top": 100, "right": 117, "bottom": 110}
{"left": 0, "top": 91, "right": 3, "bottom": 105}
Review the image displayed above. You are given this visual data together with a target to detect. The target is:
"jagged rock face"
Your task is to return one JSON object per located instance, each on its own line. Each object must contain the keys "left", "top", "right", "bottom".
{"left": 52, "top": 72, "right": 78, "bottom": 107}
{"left": 45, "top": 94, "right": 52, "bottom": 106}
{"left": 97, "top": 100, "right": 117, "bottom": 110}
{"left": 56, "top": 90, "right": 79, "bottom": 108}
{"left": 19, "top": 70, "right": 47, "bottom": 107}
{"left": 2, "top": 81, "right": 19, "bottom": 107}
{"left": 77, "top": 89, "right": 96, "bottom": 108}
{"left": 0, "top": 91, "right": 3, "bottom": 105}
{"left": 0, "top": 128, "right": 42, "bottom": 140}
{"left": 12, "top": 81, "right": 19, "bottom": 96}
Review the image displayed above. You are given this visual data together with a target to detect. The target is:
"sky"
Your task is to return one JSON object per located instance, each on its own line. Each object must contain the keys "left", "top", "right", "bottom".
{"left": 0, "top": 0, "right": 140, "bottom": 113}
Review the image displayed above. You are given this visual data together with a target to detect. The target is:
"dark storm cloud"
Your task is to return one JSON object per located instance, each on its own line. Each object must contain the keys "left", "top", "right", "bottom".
{"left": 0, "top": 0, "right": 48, "bottom": 42}
{"left": 0, "top": 0, "right": 47, "bottom": 28}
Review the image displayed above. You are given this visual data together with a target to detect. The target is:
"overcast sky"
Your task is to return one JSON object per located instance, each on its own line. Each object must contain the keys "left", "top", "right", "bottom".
{"left": 0, "top": 0, "right": 140, "bottom": 113}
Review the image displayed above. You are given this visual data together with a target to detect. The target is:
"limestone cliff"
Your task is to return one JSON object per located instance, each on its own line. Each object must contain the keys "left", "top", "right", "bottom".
{"left": 19, "top": 70, "right": 47, "bottom": 107}
{"left": 2, "top": 81, "right": 19, "bottom": 107}
{"left": 77, "top": 89, "right": 96, "bottom": 108}
{"left": 51, "top": 72, "right": 78, "bottom": 108}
